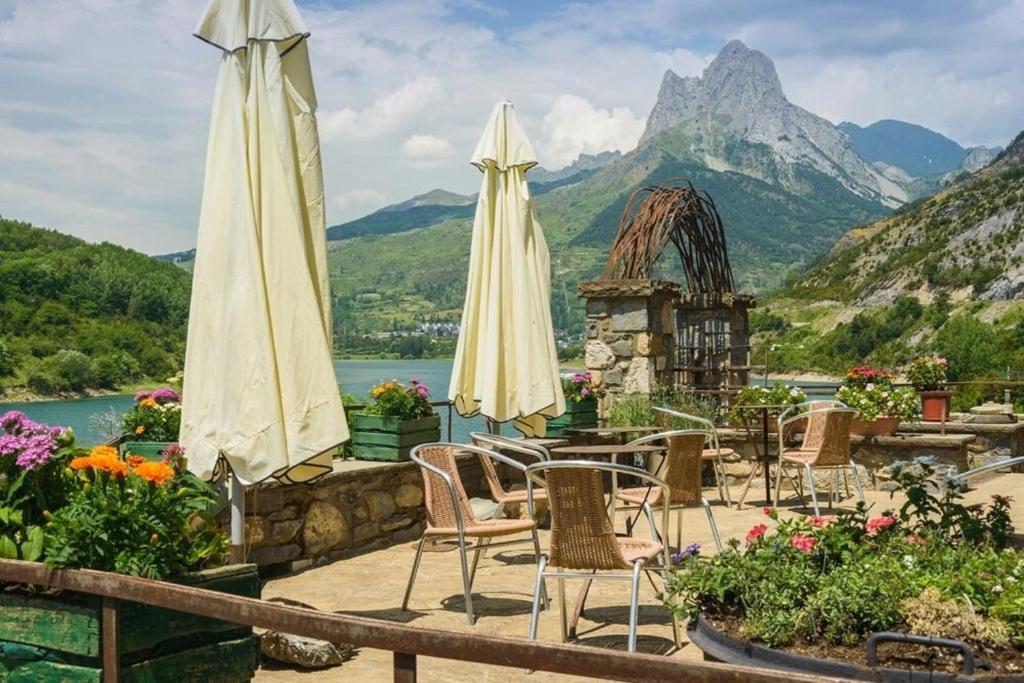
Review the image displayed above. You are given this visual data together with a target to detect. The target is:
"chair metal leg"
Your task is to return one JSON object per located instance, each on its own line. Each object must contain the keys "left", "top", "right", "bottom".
{"left": 528, "top": 555, "right": 548, "bottom": 642}
{"left": 675, "top": 507, "right": 683, "bottom": 552}
{"left": 642, "top": 503, "right": 661, "bottom": 546}
{"left": 850, "top": 464, "right": 865, "bottom": 504}
{"left": 558, "top": 577, "right": 569, "bottom": 643}
{"left": 531, "top": 528, "right": 549, "bottom": 609}
{"left": 773, "top": 459, "right": 785, "bottom": 507}
{"left": 659, "top": 567, "right": 682, "bottom": 648}
{"left": 401, "top": 536, "right": 427, "bottom": 611}
{"left": 627, "top": 562, "right": 642, "bottom": 653}
{"left": 712, "top": 457, "right": 726, "bottom": 504}
{"left": 803, "top": 463, "right": 820, "bottom": 516}
{"left": 469, "top": 536, "right": 490, "bottom": 590}
{"left": 718, "top": 457, "right": 733, "bottom": 506}
{"left": 702, "top": 498, "right": 722, "bottom": 551}
{"left": 457, "top": 533, "right": 475, "bottom": 626}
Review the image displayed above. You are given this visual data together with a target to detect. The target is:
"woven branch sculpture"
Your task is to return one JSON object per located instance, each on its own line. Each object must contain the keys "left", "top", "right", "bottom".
{"left": 603, "top": 180, "right": 734, "bottom": 293}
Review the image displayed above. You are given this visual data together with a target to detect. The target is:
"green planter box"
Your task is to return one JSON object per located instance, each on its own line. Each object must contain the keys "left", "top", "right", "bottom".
{"left": 0, "top": 564, "right": 260, "bottom": 682}
{"left": 545, "top": 398, "right": 598, "bottom": 436}
{"left": 119, "top": 441, "right": 175, "bottom": 462}
{"left": 350, "top": 412, "right": 441, "bottom": 462}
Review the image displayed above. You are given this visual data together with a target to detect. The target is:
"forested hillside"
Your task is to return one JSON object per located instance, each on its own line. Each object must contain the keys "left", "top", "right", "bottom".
{"left": 0, "top": 217, "right": 191, "bottom": 396}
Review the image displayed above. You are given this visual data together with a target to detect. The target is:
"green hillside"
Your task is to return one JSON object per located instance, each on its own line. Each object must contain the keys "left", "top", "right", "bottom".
{"left": 755, "top": 131, "right": 1024, "bottom": 389}
{"left": 0, "top": 217, "right": 191, "bottom": 397}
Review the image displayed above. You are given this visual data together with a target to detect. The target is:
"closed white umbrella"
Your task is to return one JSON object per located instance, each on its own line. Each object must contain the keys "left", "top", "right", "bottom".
{"left": 183, "top": 0, "right": 348, "bottom": 556}
{"left": 449, "top": 101, "right": 565, "bottom": 436}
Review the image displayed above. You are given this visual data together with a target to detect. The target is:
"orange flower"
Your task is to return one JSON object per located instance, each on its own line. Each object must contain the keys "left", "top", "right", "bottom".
{"left": 70, "top": 456, "right": 94, "bottom": 470}
{"left": 140, "top": 398, "right": 158, "bottom": 409}
{"left": 90, "top": 446, "right": 119, "bottom": 459}
{"left": 134, "top": 461, "right": 175, "bottom": 485}
{"left": 126, "top": 454, "right": 146, "bottom": 467}
{"left": 135, "top": 425, "right": 145, "bottom": 435}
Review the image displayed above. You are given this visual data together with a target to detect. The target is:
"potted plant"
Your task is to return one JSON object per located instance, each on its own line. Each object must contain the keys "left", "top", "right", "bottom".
{"left": 0, "top": 412, "right": 259, "bottom": 681}
{"left": 667, "top": 460, "right": 1022, "bottom": 678}
{"left": 545, "top": 372, "right": 597, "bottom": 436}
{"left": 907, "top": 355, "right": 952, "bottom": 422}
{"left": 120, "top": 387, "right": 181, "bottom": 461}
{"left": 728, "top": 384, "right": 807, "bottom": 432}
{"left": 836, "top": 366, "right": 917, "bottom": 436}
{"left": 350, "top": 379, "right": 440, "bottom": 461}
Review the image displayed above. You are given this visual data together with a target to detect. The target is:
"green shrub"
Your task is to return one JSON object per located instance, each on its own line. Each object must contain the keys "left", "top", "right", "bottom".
{"left": 0, "top": 338, "right": 16, "bottom": 378}
{"left": 91, "top": 351, "right": 141, "bottom": 389}
{"left": 935, "top": 315, "right": 1000, "bottom": 381}
{"left": 45, "top": 349, "right": 94, "bottom": 391}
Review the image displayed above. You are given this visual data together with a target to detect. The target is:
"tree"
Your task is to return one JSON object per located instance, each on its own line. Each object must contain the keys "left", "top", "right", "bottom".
{"left": 0, "top": 337, "right": 16, "bottom": 378}
{"left": 934, "top": 315, "right": 999, "bottom": 381}
{"left": 45, "top": 350, "right": 94, "bottom": 391}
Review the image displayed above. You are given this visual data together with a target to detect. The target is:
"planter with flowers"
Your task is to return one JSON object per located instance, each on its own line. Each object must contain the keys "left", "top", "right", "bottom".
{"left": 0, "top": 411, "right": 258, "bottom": 681}
{"left": 836, "top": 366, "right": 918, "bottom": 436}
{"left": 545, "top": 372, "right": 598, "bottom": 436}
{"left": 119, "top": 387, "right": 182, "bottom": 461}
{"left": 351, "top": 379, "right": 440, "bottom": 461}
{"left": 728, "top": 384, "right": 807, "bottom": 433}
{"left": 907, "top": 355, "right": 952, "bottom": 422}
{"left": 669, "top": 459, "right": 1024, "bottom": 678}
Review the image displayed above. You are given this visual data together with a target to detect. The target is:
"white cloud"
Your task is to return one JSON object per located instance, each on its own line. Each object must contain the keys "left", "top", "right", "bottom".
{"left": 400, "top": 134, "right": 453, "bottom": 167}
{"left": 320, "top": 78, "right": 444, "bottom": 141}
{"left": 334, "top": 188, "right": 386, "bottom": 213}
{"left": 540, "top": 94, "right": 646, "bottom": 168}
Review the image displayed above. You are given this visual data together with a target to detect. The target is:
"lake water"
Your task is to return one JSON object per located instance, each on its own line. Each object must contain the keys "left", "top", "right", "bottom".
{"left": 1, "top": 360, "right": 840, "bottom": 447}
{"left": 0, "top": 359, "right": 485, "bottom": 447}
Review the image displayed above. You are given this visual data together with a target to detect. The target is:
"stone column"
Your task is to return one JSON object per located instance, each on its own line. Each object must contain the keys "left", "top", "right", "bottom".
{"left": 578, "top": 280, "right": 680, "bottom": 418}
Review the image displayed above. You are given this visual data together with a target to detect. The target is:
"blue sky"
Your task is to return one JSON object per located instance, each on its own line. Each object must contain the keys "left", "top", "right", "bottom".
{"left": 1, "top": 0, "right": 1022, "bottom": 253}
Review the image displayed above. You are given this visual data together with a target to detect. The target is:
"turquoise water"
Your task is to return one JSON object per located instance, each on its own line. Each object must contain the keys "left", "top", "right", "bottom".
{"left": 2, "top": 360, "right": 840, "bottom": 447}
{"left": 0, "top": 359, "right": 485, "bottom": 447}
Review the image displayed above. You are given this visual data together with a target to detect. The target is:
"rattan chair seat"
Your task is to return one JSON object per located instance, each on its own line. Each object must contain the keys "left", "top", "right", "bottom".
{"left": 614, "top": 486, "right": 664, "bottom": 506}
{"left": 497, "top": 488, "right": 547, "bottom": 505}
{"left": 424, "top": 517, "right": 537, "bottom": 538}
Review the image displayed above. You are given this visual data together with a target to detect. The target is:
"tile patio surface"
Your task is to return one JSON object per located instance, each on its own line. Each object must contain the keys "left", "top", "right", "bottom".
{"left": 256, "top": 472, "right": 1024, "bottom": 682}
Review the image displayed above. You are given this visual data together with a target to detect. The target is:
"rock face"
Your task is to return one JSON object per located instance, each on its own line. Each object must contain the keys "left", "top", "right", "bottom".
{"left": 261, "top": 631, "right": 355, "bottom": 669}
{"left": 640, "top": 40, "right": 906, "bottom": 207}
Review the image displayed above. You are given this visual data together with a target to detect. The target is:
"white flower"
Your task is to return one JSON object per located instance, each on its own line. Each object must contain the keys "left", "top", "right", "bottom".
{"left": 865, "top": 383, "right": 875, "bottom": 391}
{"left": 902, "top": 555, "right": 915, "bottom": 568}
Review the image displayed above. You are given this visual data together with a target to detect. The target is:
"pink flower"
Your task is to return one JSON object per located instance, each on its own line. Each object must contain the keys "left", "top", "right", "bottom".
{"left": 746, "top": 523, "right": 768, "bottom": 544}
{"left": 810, "top": 515, "right": 837, "bottom": 527}
{"left": 790, "top": 534, "right": 817, "bottom": 553}
{"left": 134, "top": 390, "right": 153, "bottom": 402}
{"left": 905, "top": 534, "right": 926, "bottom": 545}
{"left": 866, "top": 515, "right": 896, "bottom": 535}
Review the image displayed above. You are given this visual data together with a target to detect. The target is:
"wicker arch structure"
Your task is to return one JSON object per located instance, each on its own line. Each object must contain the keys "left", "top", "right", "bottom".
{"left": 602, "top": 180, "right": 734, "bottom": 293}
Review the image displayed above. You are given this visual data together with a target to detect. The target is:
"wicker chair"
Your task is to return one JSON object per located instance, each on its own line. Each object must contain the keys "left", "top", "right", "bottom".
{"left": 773, "top": 406, "right": 863, "bottom": 516}
{"left": 612, "top": 430, "right": 722, "bottom": 552}
{"left": 402, "top": 443, "right": 546, "bottom": 625}
{"left": 653, "top": 407, "right": 732, "bottom": 506}
{"left": 469, "top": 432, "right": 549, "bottom": 519}
{"left": 525, "top": 460, "right": 679, "bottom": 653}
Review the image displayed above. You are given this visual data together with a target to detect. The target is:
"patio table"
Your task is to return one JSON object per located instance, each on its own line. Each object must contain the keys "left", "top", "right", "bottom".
{"left": 733, "top": 403, "right": 788, "bottom": 509}
{"left": 567, "top": 426, "right": 662, "bottom": 445}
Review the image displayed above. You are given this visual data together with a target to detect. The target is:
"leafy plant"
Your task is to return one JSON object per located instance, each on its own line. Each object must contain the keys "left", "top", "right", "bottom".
{"left": 363, "top": 379, "right": 434, "bottom": 420}
{"left": 560, "top": 372, "right": 595, "bottom": 403}
{"left": 45, "top": 446, "right": 227, "bottom": 579}
{"left": 728, "top": 384, "right": 806, "bottom": 423}
{"left": 836, "top": 367, "right": 918, "bottom": 422}
{"left": 122, "top": 388, "right": 181, "bottom": 441}
{"left": 906, "top": 355, "right": 949, "bottom": 391}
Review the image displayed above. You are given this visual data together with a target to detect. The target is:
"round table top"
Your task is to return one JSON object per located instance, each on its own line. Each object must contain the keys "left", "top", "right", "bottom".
{"left": 570, "top": 426, "right": 662, "bottom": 435}
{"left": 521, "top": 437, "right": 570, "bottom": 448}
{"left": 550, "top": 443, "right": 665, "bottom": 456}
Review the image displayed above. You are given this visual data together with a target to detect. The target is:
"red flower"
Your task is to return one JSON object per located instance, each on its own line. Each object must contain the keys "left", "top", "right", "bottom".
{"left": 810, "top": 515, "right": 836, "bottom": 527}
{"left": 866, "top": 515, "right": 896, "bottom": 535}
{"left": 790, "top": 534, "right": 817, "bottom": 553}
{"left": 746, "top": 523, "right": 768, "bottom": 544}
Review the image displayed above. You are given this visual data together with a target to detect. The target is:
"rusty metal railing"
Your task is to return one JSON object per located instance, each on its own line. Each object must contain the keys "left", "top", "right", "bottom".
{"left": 0, "top": 558, "right": 840, "bottom": 682}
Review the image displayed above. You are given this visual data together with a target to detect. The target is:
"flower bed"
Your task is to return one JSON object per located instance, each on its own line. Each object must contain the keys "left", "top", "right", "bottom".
{"left": 666, "top": 460, "right": 1024, "bottom": 675}
{"left": 728, "top": 384, "right": 807, "bottom": 430}
{"left": 545, "top": 372, "right": 597, "bottom": 436}
{"left": 351, "top": 379, "right": 440, "bottom": 461}
{"left": 836, "top": 366, "right": 917, "bottom": 436}
{"left": 120, "top": 387, "right": 182, "bottom": 461}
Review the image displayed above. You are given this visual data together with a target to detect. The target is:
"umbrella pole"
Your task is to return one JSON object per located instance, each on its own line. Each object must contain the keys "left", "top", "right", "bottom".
{"left": 230, "top": 474, "right": 246, "bottom": 563}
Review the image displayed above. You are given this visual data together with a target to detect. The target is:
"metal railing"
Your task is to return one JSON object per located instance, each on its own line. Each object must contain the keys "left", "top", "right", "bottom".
{"left": 0, "top": 558, "right": 839, "bottom": 682}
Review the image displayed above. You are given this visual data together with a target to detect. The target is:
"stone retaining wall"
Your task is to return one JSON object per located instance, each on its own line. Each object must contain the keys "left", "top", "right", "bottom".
{"left": 235, "top": 456, "right": 487, "bottom": 573}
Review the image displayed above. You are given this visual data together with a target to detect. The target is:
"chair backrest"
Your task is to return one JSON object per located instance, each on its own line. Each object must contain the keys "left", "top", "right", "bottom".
{"left": 627, "top": 429, "right": 708, "bottom": 506}
{"left": 800, "top": 400, "right": 836, "bottom": 452}
{"left": 804, "top": 408, "right": 855, "bottom": 467}
{"left": 654, "top": 407, "right": 719, "bottom": 450}
{"left": 526, "top": 461, "right": 669, "bottom": 571}
{"left": 469, "top": 432, "right": 546, "bottom": 502}
{"left": 411, "top": 444, "right": 479, "bottom": 531}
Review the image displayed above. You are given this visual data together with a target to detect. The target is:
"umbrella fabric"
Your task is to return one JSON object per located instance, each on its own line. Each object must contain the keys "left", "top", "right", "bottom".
{"left": 182, "top": 0, "right": 347, "bottom": 484}
{"left": 448, "top": 102, "right": 565, "bottom": 437}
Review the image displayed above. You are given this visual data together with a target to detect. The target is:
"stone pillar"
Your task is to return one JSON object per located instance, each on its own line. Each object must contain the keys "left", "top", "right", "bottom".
{"left": 578, "top": 280, "right": 680, "bottom": 418}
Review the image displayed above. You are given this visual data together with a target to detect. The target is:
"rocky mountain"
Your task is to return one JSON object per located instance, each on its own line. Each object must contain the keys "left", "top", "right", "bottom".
{"left": 379, "top": 189, "right": 473, "bottom": 213}
{"left": 783, "top": 129, "right": 1024, "bottom": 305}
{"left": 839, "top": 119, "right": 970, "bottom": 178}
{"left": 530, "top": 150, "right": 622, "bottom": 183}
{"left": 641, "top": 40, "right": 906, "bottom": 207}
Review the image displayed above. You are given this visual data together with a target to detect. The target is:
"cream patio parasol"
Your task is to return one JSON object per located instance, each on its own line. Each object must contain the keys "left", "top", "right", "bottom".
{"left": 448, "top": 101, "right": 565, "bottom": 436}
{"left": 182, "top": 0, "right": 348, "bottom": 557}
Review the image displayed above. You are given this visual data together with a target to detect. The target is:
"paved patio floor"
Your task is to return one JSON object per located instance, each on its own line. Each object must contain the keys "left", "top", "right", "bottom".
{"left": 256, "top": 472, "right": 1024, "bottom": 682}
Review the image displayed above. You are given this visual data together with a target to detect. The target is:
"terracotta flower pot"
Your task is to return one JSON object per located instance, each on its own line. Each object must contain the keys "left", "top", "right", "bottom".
{"left": 919, "top": 390, "right": 952, "bottom": 422}
{"left": 850, "top": 416, "right": 899, "bottom": 437}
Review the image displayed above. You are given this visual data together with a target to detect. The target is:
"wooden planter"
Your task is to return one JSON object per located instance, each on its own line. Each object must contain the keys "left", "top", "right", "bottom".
{"left": 119, "top": 440, "right": 175, "bottom": 461}
{"left": 350, "top": 412, "right": 441, "bottom": 462}
{"left": 0, "top": 564, "right": 260, "bottom": 682}
{"left": 850, "top": 416, "right": 900, "bottom": 437}
{"left": 544, "top": 398, "right": 598, "bottom": 436}
{"left": 919, "top": 390, "right": 953, "bottom": 422}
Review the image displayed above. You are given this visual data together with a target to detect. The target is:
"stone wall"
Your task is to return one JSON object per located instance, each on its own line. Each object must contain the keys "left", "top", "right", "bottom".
{"left": 578, "top": 279, "right": 680, "bottom": 418}
{"left": 235, "top": 456, "right": 487, "bottom": 574}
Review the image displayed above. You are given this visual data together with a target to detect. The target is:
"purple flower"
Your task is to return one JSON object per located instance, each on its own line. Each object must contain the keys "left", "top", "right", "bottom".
{"left": 151, "top": 387, "right": 180, "bottom": 404}
{"left": 0, "top": 411, "right": 26, "bottom": 432}
{"left": 14, "top": 433, "right": 56, "bottom": 470}
{"left": 580, "top": 387, "right": 590, "bottom": 398}
{"left": 671, "top": 543, "right": 701, "bottom": 563}
{"left": 0, "top": 434, "right": 23, "bottom": 457}
{"left": 135, "top": 390, "right": 153, "bottom": 402}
